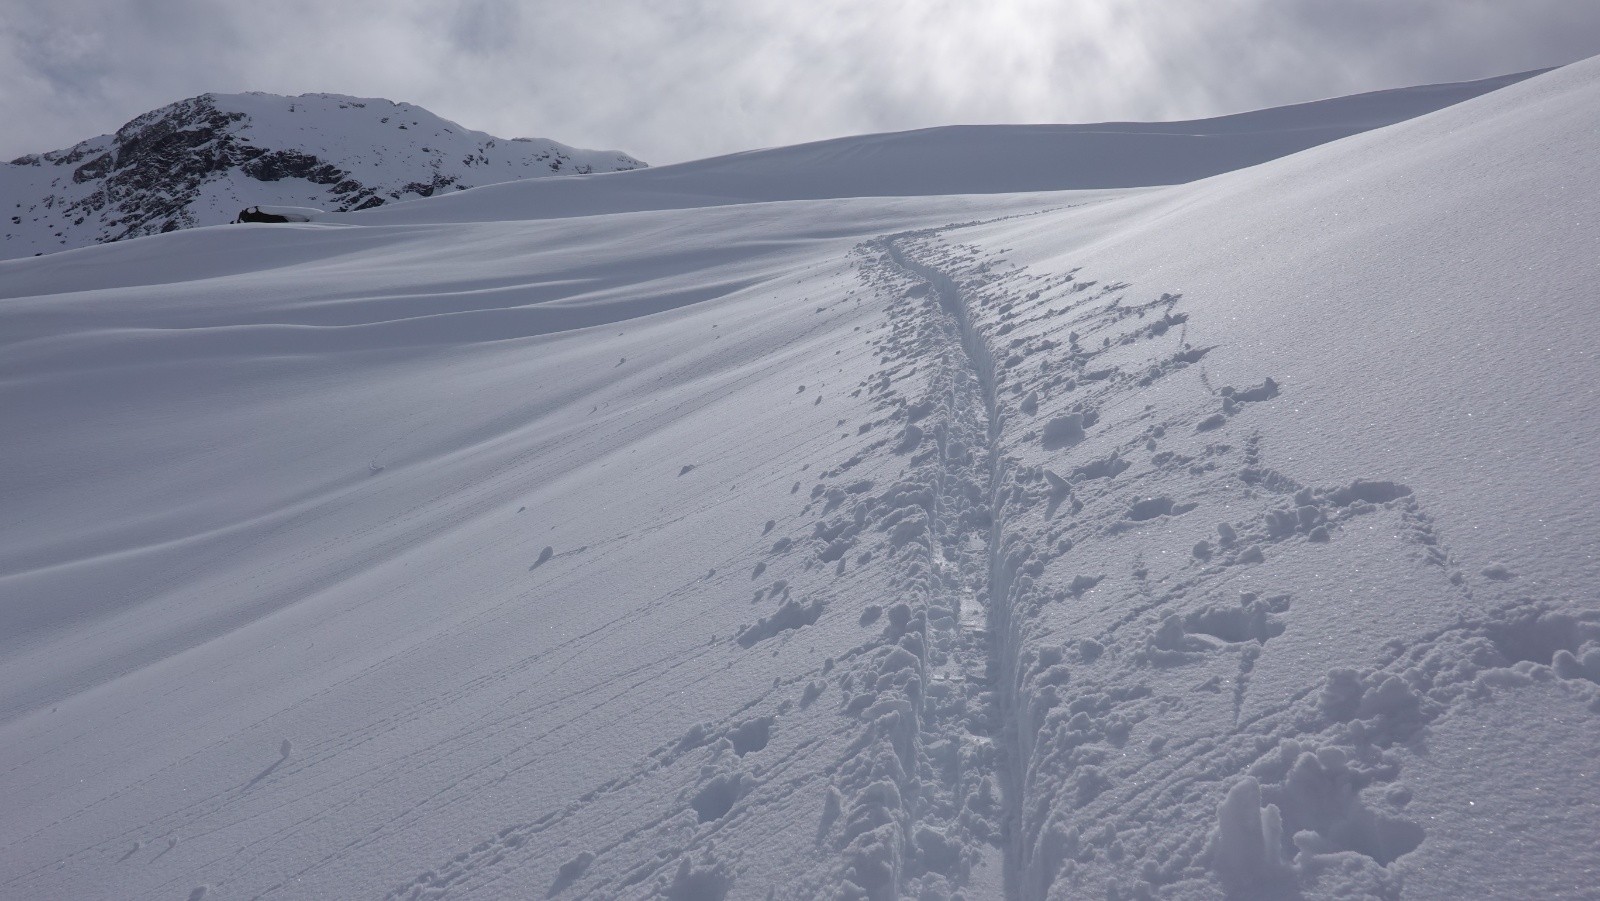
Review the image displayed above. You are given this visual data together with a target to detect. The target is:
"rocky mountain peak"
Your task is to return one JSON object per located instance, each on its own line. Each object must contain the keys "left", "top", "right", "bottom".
{"left": 2, "top": 92, "right": 646, "bottom": 259}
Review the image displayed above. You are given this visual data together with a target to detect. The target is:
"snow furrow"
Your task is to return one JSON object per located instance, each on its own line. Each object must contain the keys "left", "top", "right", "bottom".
{"left": 867, "top": 233, "right": 1024, "bottom": 899}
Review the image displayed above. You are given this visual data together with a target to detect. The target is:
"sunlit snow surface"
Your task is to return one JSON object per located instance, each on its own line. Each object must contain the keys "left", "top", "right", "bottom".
{"left": 3, "top": 62, "right": 1598, "bottom": 901}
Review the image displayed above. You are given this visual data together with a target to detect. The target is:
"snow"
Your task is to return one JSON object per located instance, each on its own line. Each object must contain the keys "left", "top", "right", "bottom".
{"left": 2, "top": 61, "right": 1598, "bottom": 901}
{"left": 346, "top": 70, "right": 1540, "bottom": 225}
{"left": 0, "top": 91, "right": 645, "bottom": 260}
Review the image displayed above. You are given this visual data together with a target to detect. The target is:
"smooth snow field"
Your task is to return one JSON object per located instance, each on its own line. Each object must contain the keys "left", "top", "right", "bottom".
{"left": 3, "top": 61, "right": 1598, "bottom": 900}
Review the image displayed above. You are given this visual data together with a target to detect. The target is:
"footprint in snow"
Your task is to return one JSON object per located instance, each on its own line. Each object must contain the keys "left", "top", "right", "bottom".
{"left": 549, "top": 851, "right": 597, "bottom": 895}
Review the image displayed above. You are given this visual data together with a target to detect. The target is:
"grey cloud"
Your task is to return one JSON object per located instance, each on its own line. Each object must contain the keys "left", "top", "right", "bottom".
{"left": 2, "top": 0, "right": 1598, "bottom": 164}
{"left": 445, "top": 0, "right": 523, "bottom": 56}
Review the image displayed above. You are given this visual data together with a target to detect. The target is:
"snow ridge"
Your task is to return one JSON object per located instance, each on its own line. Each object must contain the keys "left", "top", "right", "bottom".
{"left": 341, "top": 70, "right": 1543, "bottom": 228}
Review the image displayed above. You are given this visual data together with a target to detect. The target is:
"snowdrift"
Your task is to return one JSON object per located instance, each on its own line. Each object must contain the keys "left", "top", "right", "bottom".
{"left": 2, "top": 62, "right": 1597, "bottom": 901}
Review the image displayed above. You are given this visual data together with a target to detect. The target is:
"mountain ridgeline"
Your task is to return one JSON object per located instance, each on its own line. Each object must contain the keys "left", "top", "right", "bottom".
{"left": 1, "top": 92, "right": 646, "bottom": 259}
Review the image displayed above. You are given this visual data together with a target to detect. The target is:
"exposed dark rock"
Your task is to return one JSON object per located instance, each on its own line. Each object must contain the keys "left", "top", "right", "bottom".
{"left": 3, "top": 91, "right": 647, "bottom": 259}
{"left": 236, "top": 207, "right": 292, "bottom": 224}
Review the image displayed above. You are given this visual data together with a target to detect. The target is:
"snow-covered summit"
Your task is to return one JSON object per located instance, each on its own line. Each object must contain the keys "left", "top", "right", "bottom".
{"left": 0, "top": 91, "right": 645, "bottom": 259}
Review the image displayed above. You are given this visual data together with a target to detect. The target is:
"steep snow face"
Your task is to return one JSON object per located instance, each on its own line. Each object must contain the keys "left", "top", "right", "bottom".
{"left": 0, "top": 92, "right": 645, "bottom": 259}
{"left": 3, "top": 64, "right": 1598, "bottom": 901}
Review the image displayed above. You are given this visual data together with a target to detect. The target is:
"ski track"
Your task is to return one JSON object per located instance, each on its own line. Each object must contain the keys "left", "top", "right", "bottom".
{"left": 8, "top": 216, "right": 1599, "bottom": 901}
{"left": 9, "top": 62, "right": 1600, "bottom": 896}
{"left": 60, "top": 225, "right": 1599, "bottom": 900}
{"left": 843, "top": 229, "right": 1600, "bottom": 901}
{"left": 363, "top": 216, "right": 1048, "bottom": 900}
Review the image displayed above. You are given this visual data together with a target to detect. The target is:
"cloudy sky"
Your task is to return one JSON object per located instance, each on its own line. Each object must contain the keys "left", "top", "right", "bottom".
{"left": 5, "top": 0, "right": 1600, "bottom": 164}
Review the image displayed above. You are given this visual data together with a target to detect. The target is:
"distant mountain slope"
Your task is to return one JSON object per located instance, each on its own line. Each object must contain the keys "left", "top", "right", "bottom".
{"left": 351, "top": 69, "right": 1542, "bottom": 225}
{"left": 0, "top": 92, "right": 645, "bottom": 259}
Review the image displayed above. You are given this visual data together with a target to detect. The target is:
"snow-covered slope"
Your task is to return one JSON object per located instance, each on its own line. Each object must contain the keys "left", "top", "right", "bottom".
{"left": 350, "top": 70, "right": 1540, "bottom": 225}
{"left": 0, "top": 92, "right": 645, "bottom": 260}
{"left": 3, "top": 63, "right": 1597, "bottom": 901}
